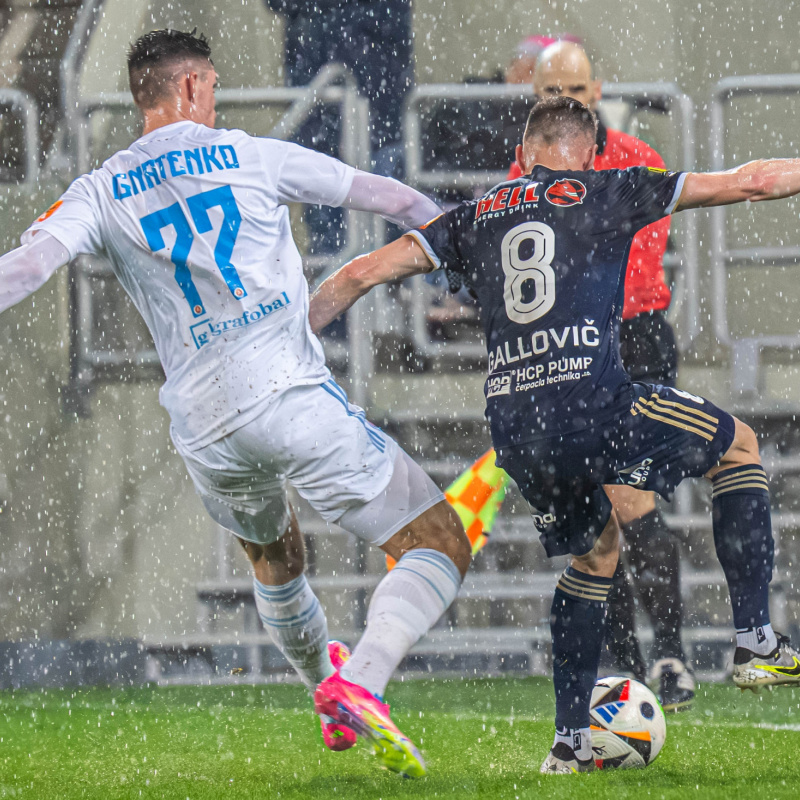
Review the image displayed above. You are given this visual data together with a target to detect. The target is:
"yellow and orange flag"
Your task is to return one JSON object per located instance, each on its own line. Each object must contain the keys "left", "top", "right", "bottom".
{"left": 386, "top": 449, "right": 508, "bottom": 570}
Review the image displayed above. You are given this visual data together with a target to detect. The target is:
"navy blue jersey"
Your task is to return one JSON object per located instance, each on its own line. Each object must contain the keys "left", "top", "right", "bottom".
{"left": 409, "top": 165, "right": 685, "bottom": 448}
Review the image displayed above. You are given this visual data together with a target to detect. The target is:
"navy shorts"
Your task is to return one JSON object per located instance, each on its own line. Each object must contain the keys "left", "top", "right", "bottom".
{"left": 495, "top": 382, "right": 736, "bottom": 558}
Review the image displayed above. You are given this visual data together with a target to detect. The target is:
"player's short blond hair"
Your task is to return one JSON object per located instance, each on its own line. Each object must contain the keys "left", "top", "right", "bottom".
{"left": 524, "top": 96, "right": 597, "bottom": 148}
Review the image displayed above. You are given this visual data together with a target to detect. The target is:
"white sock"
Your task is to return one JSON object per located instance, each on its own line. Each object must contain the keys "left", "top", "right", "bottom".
{"left": 340, "top": 548, "right": 462, "bottom": 698}
{"left": 736, "top": 623, "right": 777, "bottom": 655}
{"left": 554, "top": 726, "right": 592, "bottom": 760}
{"left": 254, "top": 574, "right": 334, "bottom": 691}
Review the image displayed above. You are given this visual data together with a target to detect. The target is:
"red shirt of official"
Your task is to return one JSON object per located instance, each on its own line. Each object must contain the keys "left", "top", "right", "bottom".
{"left": 507, "top": 127, "right": 671, "bottom": 320}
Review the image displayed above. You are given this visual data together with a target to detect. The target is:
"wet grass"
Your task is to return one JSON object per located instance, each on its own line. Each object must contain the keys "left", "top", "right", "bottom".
{"left": 1, "top": 678, "right": 799, "bottom": 799}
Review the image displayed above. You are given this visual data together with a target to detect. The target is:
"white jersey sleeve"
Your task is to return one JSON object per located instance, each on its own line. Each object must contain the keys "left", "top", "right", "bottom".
{"left": 0, "top": 233, "right": 70, "bottom": 314}
{"left": 22, "top": 175, "right": 104, "bottom": 259}
{"left": 269, "top": 140, "right": 355, "bottom": 208}
{"left": 266, "top": 140, "right": 443, "bottom": 228}
{"left": 344, "top": 171, "right": 442, "bottom": 229}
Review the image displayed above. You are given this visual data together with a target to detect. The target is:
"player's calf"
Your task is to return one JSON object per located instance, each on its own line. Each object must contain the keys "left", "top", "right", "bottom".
{"left": 240, "top": 514, "right": 337, "bottom": 694}
{"left": 707, "top": 419, "right": 779, "bottom": 662}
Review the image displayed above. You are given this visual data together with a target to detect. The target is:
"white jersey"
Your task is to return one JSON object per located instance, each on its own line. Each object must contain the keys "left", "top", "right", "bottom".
{"left": 24, "top": 121, "right": 355, "bottom": 449}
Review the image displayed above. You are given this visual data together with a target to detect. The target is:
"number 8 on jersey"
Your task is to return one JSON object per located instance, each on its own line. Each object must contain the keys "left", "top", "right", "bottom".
{"left": 501, "top": 222, "right": 556, "bottom": 324}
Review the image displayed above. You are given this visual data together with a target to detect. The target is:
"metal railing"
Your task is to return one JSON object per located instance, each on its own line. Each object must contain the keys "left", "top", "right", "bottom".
{"left": 58, "top": 0, "right": 105, "bottom": 179}
{"left": 0, "top": 89, "right": 40, "bottom": 188}
{"left": 403, "top": 82, "right": 700, "bottom": 359}
{"left": 64, "top": 74, "right": 376, "bottom": 413}
{"left": 709, "top": 74, "right": 800, "bottom": 397}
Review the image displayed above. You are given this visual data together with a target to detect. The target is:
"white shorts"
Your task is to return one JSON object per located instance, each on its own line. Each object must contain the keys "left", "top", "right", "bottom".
{"left": 173, "top": 379, "right": 444, "bottom": 546}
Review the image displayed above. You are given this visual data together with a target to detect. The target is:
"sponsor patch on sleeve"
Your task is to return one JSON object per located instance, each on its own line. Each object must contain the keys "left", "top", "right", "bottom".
{"left": 35, "top": 199, "right": 63, "bottom": 222}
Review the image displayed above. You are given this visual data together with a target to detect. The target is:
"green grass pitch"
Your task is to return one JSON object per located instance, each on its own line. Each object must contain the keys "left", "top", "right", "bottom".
{"left": 1, "top": 678, "right": 798, "bottom": 799}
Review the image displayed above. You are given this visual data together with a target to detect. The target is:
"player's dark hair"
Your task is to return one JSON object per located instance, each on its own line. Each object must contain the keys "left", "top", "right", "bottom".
{"left": 127, "top": 29, "right": 213, "bottom": 109}
{"left": 523, "top": 96, "right": 597, "bottom": 148}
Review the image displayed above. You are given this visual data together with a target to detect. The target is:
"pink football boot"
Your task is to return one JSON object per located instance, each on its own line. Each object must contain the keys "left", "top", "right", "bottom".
{"left": 314, "top": 670, "right": 426, "bottom": 777}
{"left": 319, "top": 641, "right": 357, "bottom": 751}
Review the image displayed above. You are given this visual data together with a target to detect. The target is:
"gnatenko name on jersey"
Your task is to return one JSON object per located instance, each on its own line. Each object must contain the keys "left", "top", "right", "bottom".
{"left": 112, "top": 144, "right": 240, "bottom": 200}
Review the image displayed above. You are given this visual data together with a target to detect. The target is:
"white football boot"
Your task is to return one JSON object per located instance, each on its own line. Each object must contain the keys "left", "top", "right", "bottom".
{"left": 540, "top": 743, "right": 595, "bottom": 775}
{"left": 733, "top": 633, "right": 800, "bottom": 691}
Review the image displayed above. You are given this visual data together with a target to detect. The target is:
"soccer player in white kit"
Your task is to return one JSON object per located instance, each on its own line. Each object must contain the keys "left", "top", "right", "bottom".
{"left": 0, "top": 29, "right": 471, "bottom": 778}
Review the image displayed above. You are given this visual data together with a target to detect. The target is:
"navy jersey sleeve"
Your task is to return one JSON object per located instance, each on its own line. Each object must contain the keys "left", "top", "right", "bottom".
{"left": 596, "top": 167, "right": 686, "bottom": 235}
{"left": 406, "top": 209, "right": 472, "bottom": 293}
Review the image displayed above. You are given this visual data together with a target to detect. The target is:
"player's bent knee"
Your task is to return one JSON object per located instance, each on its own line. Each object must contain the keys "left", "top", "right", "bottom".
{"left": 714, "top": 417, "right": 761, "bottom": 475}
{"left": 734, "top": 419, "right": 760, "bottom": 461}
{"left": 605, "top": 484, "right": 656, "bottom": 526}
{"left": 571, "top": 513, "right": 620, "bottom": 578}
{"left": 237, "top": 513, "right": 307, "bottom": 585}
{"left": 412, "top": 500, "right": 471, "bottom": 576}
{"left": 382, "top": 500, "right": 471, "bottom": 577}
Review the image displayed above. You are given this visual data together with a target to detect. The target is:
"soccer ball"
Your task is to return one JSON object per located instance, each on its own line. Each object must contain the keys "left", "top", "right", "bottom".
{"left": 589, "top": 676, "right": 666, "bottom": 769}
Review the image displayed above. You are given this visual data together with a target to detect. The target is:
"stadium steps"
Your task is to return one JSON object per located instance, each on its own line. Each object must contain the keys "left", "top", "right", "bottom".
{"left": 187, "top": 470, "right": 799, "bottom": 674}
{"left": 148, "top": 566, "right": 775, "bottom": 685}
{"left": 192, "top": 568, "right": 758, "bottom": 603}
{"left": 142, "top": 625, "right": 737, "bottom": 685}
{"left": 173, "top": 421, "right": 800, "bottom": 686}
{"left": 368, "top": 372, "right": 487, "bottom": 425}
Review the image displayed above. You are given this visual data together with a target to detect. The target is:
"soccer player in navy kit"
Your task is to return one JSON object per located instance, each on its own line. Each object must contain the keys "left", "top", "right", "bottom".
{"left": 509, "top": 42, "right": 690, "bottom": 704}
{"left": 310, "top": 96, "right": 800, "bottom": 775}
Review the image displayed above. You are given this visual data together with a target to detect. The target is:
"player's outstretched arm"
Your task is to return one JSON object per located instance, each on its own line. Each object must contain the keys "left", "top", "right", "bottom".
{"left": 676, "top": 159, "right": 800, "bottom": 210}
{"left": 342, "top": 172, "right": 442, "bottom": 229}
{"left": 0, "top": 232, "right": 70, "bottom": 315}
{"left": 309, "top": 235, "right": 434, "bottom": 333}
{"left": 273, "top": 143, "right": 441, "bottom": 229}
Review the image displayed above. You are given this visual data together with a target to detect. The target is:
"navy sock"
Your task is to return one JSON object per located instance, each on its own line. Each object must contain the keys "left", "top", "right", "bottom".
{"left": 551, "top": 565, "right": 613, "bottom": 729}
{"left": 711, "top": 465, "right": 773, "bottom": 629}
